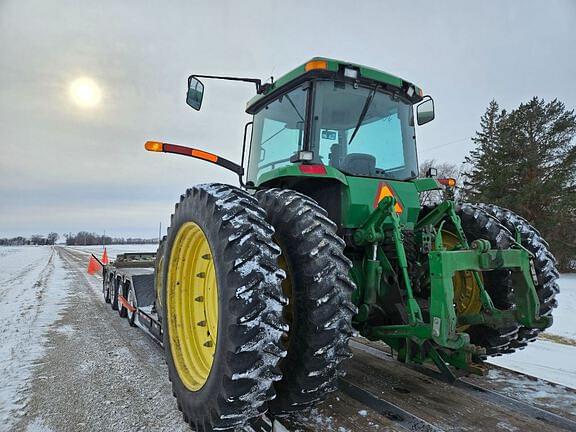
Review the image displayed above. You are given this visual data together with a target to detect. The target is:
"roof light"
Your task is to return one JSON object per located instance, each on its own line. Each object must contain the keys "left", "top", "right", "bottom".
{"left": 305, "top": 60, "right": 328, "bottom": 72}
{"left": 406, "top": 86, "right": 415, "bottom": 97}
{"left": 344, "top": 68, "right": 358, "bottom": 79}
{"left": 299, "top": 164, "right": 327, "bottom": 175}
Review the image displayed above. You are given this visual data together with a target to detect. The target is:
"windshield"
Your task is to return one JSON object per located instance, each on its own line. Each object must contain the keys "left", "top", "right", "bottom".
{"left": 311, "top": 80, "right": 418, "bottom": 180}
{"left": 247, "top": 84, "right": 308, "bottom": 183}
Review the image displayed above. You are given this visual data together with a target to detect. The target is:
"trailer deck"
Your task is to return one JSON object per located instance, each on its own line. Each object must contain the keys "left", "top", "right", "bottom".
{"left": 98, "top": 250, "right": 576, "bottom": 432}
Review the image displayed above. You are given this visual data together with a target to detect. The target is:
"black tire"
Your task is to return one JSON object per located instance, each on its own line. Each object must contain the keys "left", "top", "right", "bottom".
{"left": 154, "top": 237, "right": 166, "bottom": 322}
{"left": 118, "top": 280, "right": 128, "bottom": 318}
{"left": 256, "top": 188, "right": 356, "bottom": 414}
{"left": 162, "top": 183, "right": 287, "bottom": 432}
{"left": 127, "top": 283, "right": 137, "bottom": 327}
{"left": 103, "top": 274, "right": 112, "bottom": 304}
{"left": 111, "top": 278, "right": 120, "bottom": 311}
{"left": 479, "top": 204, "right": 559, "bottom": 347}
{"left": 455, "top": 203, "right": 520, "bottom": 356}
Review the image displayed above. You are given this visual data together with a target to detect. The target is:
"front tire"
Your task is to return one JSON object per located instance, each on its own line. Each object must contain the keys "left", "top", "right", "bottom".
{"left": 162, "top": 184, "right": 288, "bottom": 432}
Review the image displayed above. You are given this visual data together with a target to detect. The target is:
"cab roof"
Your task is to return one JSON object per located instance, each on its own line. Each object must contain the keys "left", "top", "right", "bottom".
{"left": 246, "top": 57, "right": 424, "bottom": 114}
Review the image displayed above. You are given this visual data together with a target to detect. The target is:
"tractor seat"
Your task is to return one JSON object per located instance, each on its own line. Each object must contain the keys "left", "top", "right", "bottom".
{"left": 341, "top": 153, "right": 376, "bottom": 176}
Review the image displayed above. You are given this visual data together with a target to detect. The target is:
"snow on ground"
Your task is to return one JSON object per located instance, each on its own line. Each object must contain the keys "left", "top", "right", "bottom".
{"left": 488, "top": 274, "right": 576, "bottom": 390}
{"left": 0, "top": 246, "right": 70, "bottom": 430}
{"left": 549, "top": 273, "right": 576, "bottom": 340}
{"left": 68, "top": 244, "right": 158, "bottom": 260}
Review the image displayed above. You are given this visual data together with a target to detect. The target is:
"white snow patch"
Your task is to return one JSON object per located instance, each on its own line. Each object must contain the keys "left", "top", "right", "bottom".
{"left": 25, "top": 418, "right": 54, "bottom": 432}
{"left": 0, "top": 246, "right": 71, "bottom": 429}
{"left": 488, "top": 273, "right": 576, "bottom": 389}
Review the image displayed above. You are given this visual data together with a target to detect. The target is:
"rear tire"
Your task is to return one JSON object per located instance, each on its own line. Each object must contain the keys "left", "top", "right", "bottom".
{"left": 162, "top": 184, "right": 288, "bottom": 432}
{"left": 479, "top": 204, "right": 559, "bottom": 347}
{"left": 256, "top": 188, "right": 356, "bottom": 414}
{"left": 453, "top": 204, "right": 519, "bottom": 356}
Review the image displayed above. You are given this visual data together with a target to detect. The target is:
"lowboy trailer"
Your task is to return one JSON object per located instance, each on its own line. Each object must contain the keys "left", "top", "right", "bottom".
{"left": 102, "top": 252, "right": 162, "bottom": 343}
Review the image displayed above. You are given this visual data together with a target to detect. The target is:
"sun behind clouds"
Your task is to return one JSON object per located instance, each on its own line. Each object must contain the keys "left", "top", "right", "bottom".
{"left": 69, "top": 77, "right": 102, "bottom": 108}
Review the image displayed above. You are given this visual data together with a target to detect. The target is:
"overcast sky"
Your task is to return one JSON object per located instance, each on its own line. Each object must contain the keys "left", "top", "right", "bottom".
{"left": 1, "top": 0, "right": 575, "bottom": 238}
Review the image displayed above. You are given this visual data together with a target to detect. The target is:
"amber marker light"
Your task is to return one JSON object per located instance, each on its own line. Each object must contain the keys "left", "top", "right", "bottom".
{"left": 145, "top": 141, "right": 164, "bottom": 152}
{"left": 438, "top": 178, "right": 457, "bottom": 187}
{"left": 191, "top": 149, "right": 218, "bottom": 163}
{"left": 305, "top": 60, "right": 328, "bottom": 72}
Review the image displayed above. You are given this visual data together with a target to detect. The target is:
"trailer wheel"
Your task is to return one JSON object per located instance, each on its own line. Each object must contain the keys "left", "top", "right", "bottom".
{"left": 111, "top": 278, "right": 120, "bottom": 311}
{"left": 118, "top": 280, "right": 128, "bottom": 318}
{"left": 127, "top": 283, "right": 137, "bottom": 327}
{"left": 256, "top": 188, "right": 356, "bottom": 414}
{"left": 162, "top": 184, "right": 287, "bottom": 432}
{"left": 103, "top": 274, "right": 112, "bottom": 304}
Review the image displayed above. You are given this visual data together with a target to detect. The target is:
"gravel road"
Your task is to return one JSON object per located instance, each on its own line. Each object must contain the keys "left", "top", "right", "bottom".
{"left": 12, "top": 247, "right": 188, "bottom": 432}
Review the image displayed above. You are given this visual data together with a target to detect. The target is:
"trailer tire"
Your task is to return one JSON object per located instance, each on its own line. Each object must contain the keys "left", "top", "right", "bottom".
{"left": 103, "top": 274, "right": 112, "bottom": 304}
{"left": 118, "top": 280, "right": 128, "bottom": 318}
{"left": 162, "top": 183, "right": 287, "bottom": 432}
{"left": 127, "top": 283, "right": 137, "bottom": 327}
{"left": 256, "top": 188, "right": 356, "bottom": 414}
{"left": 111, "top": 278, "right": 120, "bottom": 311}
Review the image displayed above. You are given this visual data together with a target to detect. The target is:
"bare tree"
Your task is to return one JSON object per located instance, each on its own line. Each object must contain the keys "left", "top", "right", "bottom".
{"left": 47, "top": 232, "right": 59, "bottom": 245}
{"left": 419, "top": 159, "right": 464, "bottom": 205}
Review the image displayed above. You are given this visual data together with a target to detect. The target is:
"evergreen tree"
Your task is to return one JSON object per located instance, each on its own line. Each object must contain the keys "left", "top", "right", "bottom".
{"left": 463, "top": 98, "right": 576, "bottom": 271}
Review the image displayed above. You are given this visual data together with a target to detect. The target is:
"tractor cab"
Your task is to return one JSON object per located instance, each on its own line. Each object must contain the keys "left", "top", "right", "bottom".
{"left": 243, "top": 58, "right": 435, "bottom": 188}
{"left": 174, "top": 58, "right": 437, "bottom": 229}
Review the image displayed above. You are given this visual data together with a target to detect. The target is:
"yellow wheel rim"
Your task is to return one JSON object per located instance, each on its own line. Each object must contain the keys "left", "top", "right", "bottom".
{"left": 167, "top": 222, "right": 218, "bottom": 391}
{"left": 440, "top": 231, "right": 482, "bottom": 323}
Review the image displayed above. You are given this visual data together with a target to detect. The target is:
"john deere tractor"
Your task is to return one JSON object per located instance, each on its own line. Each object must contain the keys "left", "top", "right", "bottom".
{"left": 145, "top": 58, "right": 559, "bottom": 431}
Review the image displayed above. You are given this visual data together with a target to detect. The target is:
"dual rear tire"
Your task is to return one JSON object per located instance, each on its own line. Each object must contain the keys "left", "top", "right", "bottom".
{"left": 160, "top": 184, "right": 355, "bottom": 430}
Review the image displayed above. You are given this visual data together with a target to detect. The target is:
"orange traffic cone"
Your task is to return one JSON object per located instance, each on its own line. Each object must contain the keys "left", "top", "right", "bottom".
{"left": 87, "top": 255, "right": 101, "bottom": 275}
{"left": 102, "top": 248, "right": 109, "bottom": 265}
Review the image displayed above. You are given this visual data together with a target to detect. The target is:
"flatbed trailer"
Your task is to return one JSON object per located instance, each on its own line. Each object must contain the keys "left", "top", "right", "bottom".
{"left": 102, "top": 252, "right": 163, "bottom": 344}
{"left": 95, "top": 250, "right": 576, "bottom": 432}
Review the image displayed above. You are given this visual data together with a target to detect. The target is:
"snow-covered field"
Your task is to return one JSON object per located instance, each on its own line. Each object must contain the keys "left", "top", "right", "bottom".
{"left": 0, "top": 246, "right": 70, "bottom": 428}
{"left": 488, "top": 274, "right": 576, "bottom": 389}
{"left": 67, "top": 243, "right": 158, "bottom": 260}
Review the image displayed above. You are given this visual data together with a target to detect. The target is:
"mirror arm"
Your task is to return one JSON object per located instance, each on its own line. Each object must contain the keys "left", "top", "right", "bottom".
{"left": 145, "top": 141, "right": 244, "bottom": 182}
{"left": 189, "top": 74, "right": 269, "bottom": 94}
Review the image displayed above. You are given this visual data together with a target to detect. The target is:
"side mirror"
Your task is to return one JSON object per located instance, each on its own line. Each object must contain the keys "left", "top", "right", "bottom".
{"left": 187, "top": 76, "right": 204, "bottom": 111}
{"left": 416, "top": 97, "right": 435, "bottom": 126}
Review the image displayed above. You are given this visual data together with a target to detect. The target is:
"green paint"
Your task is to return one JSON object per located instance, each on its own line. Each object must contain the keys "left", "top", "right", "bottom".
{"left": 246, "top": 57, "right": 422, "bottom": 113}
{"left": 239, "top": 59, "right": 549, "bottom": 375}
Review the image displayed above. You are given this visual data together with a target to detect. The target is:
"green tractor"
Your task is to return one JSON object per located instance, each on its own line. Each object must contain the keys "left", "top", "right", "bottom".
{"left": 146, "top": 58, "right": 559, "bottom": 431}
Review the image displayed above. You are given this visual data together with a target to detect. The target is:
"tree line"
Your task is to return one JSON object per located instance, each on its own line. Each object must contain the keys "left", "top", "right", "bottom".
{"left": 0, "top": 233, "right": 59, "bottom": 246}
{"left": 427, "top": 97, "right": 575, "bottom": 272}
{"left": 64, "top": 231, "right": 158, "bottom": 246}
{"left": 0, "top": 232, "right": 158, "bottom": 246}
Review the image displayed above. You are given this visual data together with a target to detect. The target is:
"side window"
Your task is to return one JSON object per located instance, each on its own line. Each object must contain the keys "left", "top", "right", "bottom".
{"left": 247, "top": 85, "right": 308, "bottom": 183}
